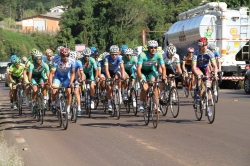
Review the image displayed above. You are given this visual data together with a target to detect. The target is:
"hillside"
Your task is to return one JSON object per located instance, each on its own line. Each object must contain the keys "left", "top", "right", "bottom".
{"left": 0, "top": 28, "right": 58, "bottom": 61}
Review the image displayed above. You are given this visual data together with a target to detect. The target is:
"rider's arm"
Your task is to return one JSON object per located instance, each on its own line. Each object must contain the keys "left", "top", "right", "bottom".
{"left": 192, "top": 55, "right": 199, "bottom": 76}
{"left": 104, "top": 58, "right": 111, "bottom": 79}
{"left": 217, "top": 58, "right": 221, "bottom": 71}
{"left": 119, "top": 63, "right": 125, "bottom": 78}
{"left": 70, "top": 69, "right": 75, "bottom": 86}
{"left": 137, "top": 64, "right": 143, "bottom": 80}
{"left": 175, "top": 64, "right": 182, "bottom": 75}
{"left": 49, "top": 70, "right": 55, "bottom": 86}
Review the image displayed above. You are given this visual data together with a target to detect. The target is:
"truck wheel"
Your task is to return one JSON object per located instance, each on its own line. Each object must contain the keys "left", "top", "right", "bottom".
{"left": 244, "top": 78, "right": 250, "bottom": 93}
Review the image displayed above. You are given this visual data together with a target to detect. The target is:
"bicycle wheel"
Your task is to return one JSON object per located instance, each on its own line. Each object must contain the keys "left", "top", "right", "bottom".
{"left": 212, "top": 80, "right": 219, "bottom": 103}
{"left": 115, "top": 89, "right": 121, "bottom": 119}
{"left": 190, "top": 82, "right": 195, "bottom": 98}
{"left": 36, "top": 97, "right": 41, "bottom": 123}
{"left": 71, "top": 96, "right": 77, "bottom": 123}
{"left": 58, "top": 110, "right": 62, "bottom": 127}
{"left": 94, "top": 86, "right": 99, "bottom": 109}
{"left": 39, "top": 94, "right": 44, "bottom": 125}
{"left": 160, "top": 87, "right": 169, "bottom": 116}
{"left": 206, "top": 88, "right": 215, "bottom": 124}
{"left": 130, "top": 88, "right": 137, "bottom": 116}
{"left": 143, "top": 96, "right": 150, "bottom": 125}
{"left": 85, "top": 89, "right": 91, "bottom": 118}
{"left": 169, "top": 87, "right": 179, "bottom": 118}
{"left": 193, "top": 89, "right": 203, "bottom": 121}
{"left": 151, "top": 95, "right": 158, "bottom": 128}
{"left": 59, "top": 96, "right": 68, "bottom": 130}
{"left": 18, "top": 89, "right": 23, "bottom": 115}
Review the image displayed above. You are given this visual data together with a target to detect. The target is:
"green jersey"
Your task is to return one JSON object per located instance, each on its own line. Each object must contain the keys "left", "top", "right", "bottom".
{"left": 137, "top": 51, "right": 164, "bottom": 72}
{"left": 29, "top": 62, "right": 49, "bottom": 77}
{"left": 81, "top": 57, "right": 97, "bottom": 74}
{"left": 122, "top": 56, "right": 137, "bottom": 71}
{"left": 9, "top": 64, "right": 25, "bottom": 77}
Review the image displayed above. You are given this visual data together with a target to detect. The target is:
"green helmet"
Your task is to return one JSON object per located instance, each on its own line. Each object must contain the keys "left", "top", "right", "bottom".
{"left": 31, "top": 48, "right": 39, "bottom": 56}
{"left": 14, "top": 57, "right": 21, "bottom": 64}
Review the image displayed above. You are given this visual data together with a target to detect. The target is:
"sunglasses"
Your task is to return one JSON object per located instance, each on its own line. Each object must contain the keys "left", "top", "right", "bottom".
{"left": 188, "top": 52, "right": 194, "bottom": 53}
{"left": 149, "top": 47, "right": 157, "bottom": 49}
{"left": 35, "top": 57, "right": 42, "bottom": 60}
{"left": 126, "top": 54, "right": 132, "bottom": 56}
{"left": 62, "top": 55, "right": 69, "bottom": 57}
{"left": 111, "top": 54, "right": 118, "bottom": 56}
{"left": 47, "top": 55, "right": 52, "bottom": 58}
{"left": 84, "top": 55, "right": 90, "bottom": 57}
{"left": 14, "top": 62, "right": 20, "bottom": 65}
{"left": 198, "top": 42, "right": 207, "bottom": 47}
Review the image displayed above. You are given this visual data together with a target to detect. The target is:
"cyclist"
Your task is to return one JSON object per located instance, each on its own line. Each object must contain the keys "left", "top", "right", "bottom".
{"left": 105, "top": 45, "right": 125, "bottom": 112}
{"left": 8, "top": 57, "right": 25, "bottom": 110}
{"left": 121, "top": 45, "right": 128, "bottom": 56}
{"left": 137, "top": 40, "right": 166, "bottom": 113}
{"left": 68, "top": 51, "right": 84, "bottom": 116}
{"left": 182, "top": 47, "right": 195, "bottom": 90}
{"left": 27, "top": 52, "right": 50, "bottom": 114}
{"left": 160, "top": 43, "right": 182, "bottom": 100}
{"left": 81, "top": 47, "right": 99, "bottom": 109}
{"left": 99, "top": 51, "right": 109, "bottom": 100}
{"left": 122, "top": 48, "right": 137, "bottom": 104}
{"left": 7, "top": 55, "right": 18, "bottom": 108}
{"left": 208, "top": 43, "right": 222, "bottom": 84}
{"left": 24, "top": 49, "right": 39, "bottom": 107}
{"left": 49, "top": 47, "right": 76, "bottom": 119}
{"left": 192, "top": 37, "right": 218, "bottom": 115}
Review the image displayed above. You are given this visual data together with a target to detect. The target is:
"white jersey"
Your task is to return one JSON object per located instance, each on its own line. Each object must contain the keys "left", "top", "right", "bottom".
{"left": 162, "top": 52, "right": 180, "bottom": 69}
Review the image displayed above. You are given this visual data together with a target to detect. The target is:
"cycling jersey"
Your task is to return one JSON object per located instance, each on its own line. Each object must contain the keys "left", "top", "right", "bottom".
{"left": 29, "top": 61, "right": 49, "bottom": 76}
{"left": 42, "top": 55, "right": 55, "bottom": 69}
{"left": 28, "top": 55, "right": 34, "bottom": 63}
{"left": 51, "top": 56, "right": 76, "bottom": 77}
{"left": 138, "top": 51, "right": 164, "bottom": 71}
{"left": 163, "top": 52, "right": 180, "bottom": 70}
{"left": 192, "top": 49, "right": 215, "bottom": 68}
{"left": 81, "top": 57, "right": 97, "bottom": 80}
{"left": 122, "top": 56, "right": 137, "bottom": 77}
{"left": 138, "top": 51, "right": 164, "bottom": 79}
{"left": 9, "top": 64, "right": 25, "bottom": 78}
{"left": 213, "top": 50, "right": 220, "bottom": 59}
{"left": 182, "top": 54, "right": 192, "bottom": 66}
{"left": 104, "top": 55, "right": 123, "bottom": 72}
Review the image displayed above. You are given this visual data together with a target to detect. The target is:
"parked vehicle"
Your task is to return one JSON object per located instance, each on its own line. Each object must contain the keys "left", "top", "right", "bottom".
{"left": 162, "top": 2, "right": 250, "bottom": 88}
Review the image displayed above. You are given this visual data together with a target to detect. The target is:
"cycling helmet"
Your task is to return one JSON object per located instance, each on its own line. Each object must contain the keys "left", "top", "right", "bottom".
{"left": 121, "top": 45, "right": 128, "bottom": 54}
{"left": 57, "top": 46, "right": 64, "bottom": 54}
{"left": 142, "top": 45, "right": 147, "bottom": 51}
{"left": 76, "top": 51, "right": 82, "bottom": 59}
{"left": 22, "top": 56, "right": 28, "bottom": 63}
{"left": 90, "top": 46, "right": 97, "bottom": 54}
{"left": 31, "top": 48, "right": 39, "bottom": 56}
{"left": 187, "top": 47, "right": 194, "bottom": 53}
{"left": 69, "top": 51, "right": 77, "bottom": 59}
{"left": 123, "top": 48, "right": 133, "bottom": 55}
{"left": 100, "top": 52, "right": 109, "bottom": 60}
{"left": 14, "top": 57, "right": 21, "bottom": 64}
{"left": 109, "top": 45, "right": 119, "bottom": 53}
{"left": 147, "top": 40, "right": 158, "bottom": 47}
{"left": 45, "top": 49, "right": 54, "bottom": 56}
{"left": 93, "top": 50, "right": 100, "bottom": 58}
{"left": 10, "top": 55, "right": 17, "bottom": 63}
{"left": 82, "top": 47, "right": 92, "bottom": 56}
{"left": 208, "top": 43, "right": 216, "bottom": 50}
{"left": 34, "top": 52, "right": 43, "bottom": 57}
{"left": 60, "top": 48, "right": 70, "bottom": 56}
{"left": 198, "top": 37, "right": 208, "bottom": 46}
{"left": 167, "top": 44, "right": 177, "bottom": 55}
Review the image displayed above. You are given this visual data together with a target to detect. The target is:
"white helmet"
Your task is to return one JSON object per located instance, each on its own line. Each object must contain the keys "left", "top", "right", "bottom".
{"left": 167, "top": 44, "right": 177, "bottom": 55}
{"left": 109, "top": 45, "right": 119, "bottom": 53}
{"left": 208, "top": 43, "right": 216, "bottom": 50}
{"left": 76, "top": 51, "right": 82, "bottom": 59}
{"left": 69, "top": 51, "right": 77, "bottom": 59}
{"left": 82, "top": 47, "right": 92, "bottom": 56}
{"left": 147, "top": 40, "right": 158, "bottom": 47}
{"left": 34, "top": 52, "right": 43, "bottom": 57}
{"left": 22, "top": 56, "right": 28, "bottom": 62}
{"left": 123, "top": 48, "right": 133, "bottom": 55}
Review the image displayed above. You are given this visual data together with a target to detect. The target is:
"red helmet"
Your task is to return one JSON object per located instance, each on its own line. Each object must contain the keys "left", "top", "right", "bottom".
{"left": 198, "top": 37, "right": 207, "bottom": 46}
{"left": 60, "top": 48, "right": 70, "bottom": 56}
{"left": 187, "top": 47, "right": 194, "bottom": 53}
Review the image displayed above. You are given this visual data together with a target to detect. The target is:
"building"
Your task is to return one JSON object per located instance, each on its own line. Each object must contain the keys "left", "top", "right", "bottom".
{"left": 21, "top": 6, "right": 65, "bottom": 33}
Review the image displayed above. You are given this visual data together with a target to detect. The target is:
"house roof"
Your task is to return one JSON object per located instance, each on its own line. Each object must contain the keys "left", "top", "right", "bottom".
{"left": 22, "top": 12, "right": 63, "bottom": 20}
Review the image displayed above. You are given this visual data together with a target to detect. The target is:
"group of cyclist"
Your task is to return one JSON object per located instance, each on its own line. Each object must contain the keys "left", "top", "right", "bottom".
{"left": 6, "top": 36, "right": 221, "bottom": 120}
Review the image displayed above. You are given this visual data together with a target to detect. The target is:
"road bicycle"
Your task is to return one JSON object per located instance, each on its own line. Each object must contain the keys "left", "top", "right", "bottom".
{"left": 32, "top": 83, "right": 45, "bottom": 125}
{"left": 13, "top": 82, "right": 24, "bottom": 115}
{"left": 183, "top": 71, "right": 194, "bottom": 98}
{"left": 123, "top": 77, "right": 137, "bottom": 116}
{"left": 193, "top": 75, "right": 215, "bottom": 124}
{"left": 70, "top": 86, "right": 77, "bottom": 123}
{"left": 159, "top": 75, "right": 180, "bottom": 118}
{"left": 82, "top": 80, "right": 92, "bottom": 118}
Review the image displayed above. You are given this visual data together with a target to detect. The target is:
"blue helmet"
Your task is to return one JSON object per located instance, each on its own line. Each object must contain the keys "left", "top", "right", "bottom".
{"left": 10, "top": 55, "right": 17, "bottom": 63}
{"left": 90, "top": 47, "right": 97, "bottom": 54}
{"left": 121, "top": 45, "right": 128, "bottom": 54}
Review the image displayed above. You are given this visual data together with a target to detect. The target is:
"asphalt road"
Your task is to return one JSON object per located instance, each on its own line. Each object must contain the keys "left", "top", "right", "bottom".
{"left": 0, "top": 82, "right": 250, "bottom": 166}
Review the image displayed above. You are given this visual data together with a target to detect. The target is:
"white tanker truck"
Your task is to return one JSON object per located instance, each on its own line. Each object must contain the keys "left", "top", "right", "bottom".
{"left": 162, "top": 2, "right": 250, "bottom": 88}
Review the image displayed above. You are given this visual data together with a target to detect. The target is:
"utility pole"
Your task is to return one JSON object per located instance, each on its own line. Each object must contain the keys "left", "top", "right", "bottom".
{"left": 9, "top": 5, "right": 11, "bottom": 28}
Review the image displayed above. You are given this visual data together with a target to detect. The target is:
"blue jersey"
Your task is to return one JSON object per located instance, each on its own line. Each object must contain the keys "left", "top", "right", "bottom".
{"left": 104, "top": 55, "right": 123, "bottom": 72}
{"left": 192, "top": 49, "right": 216, "bottom": 68}
{"left": 213, "top": 50, "right": 220, "bottom": 59}
{"left": 75, "top": 60, "right": 83, "bottom": 71}
{"left": 51, "top": 56, "right": 76, "bottom": 77}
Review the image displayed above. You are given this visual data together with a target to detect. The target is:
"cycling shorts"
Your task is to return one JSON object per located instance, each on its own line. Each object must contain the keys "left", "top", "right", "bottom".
{"left": 31, "top": 76, "right": 46, "bottom": 85}
{"left": 141, "top": 69, "right": 157, "bottom": 81}
{"left": 185, "top": 65, "right": 192, "bottom": 72}
{"left": 52, "top": 75, "right": 70, "bottom": 88}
